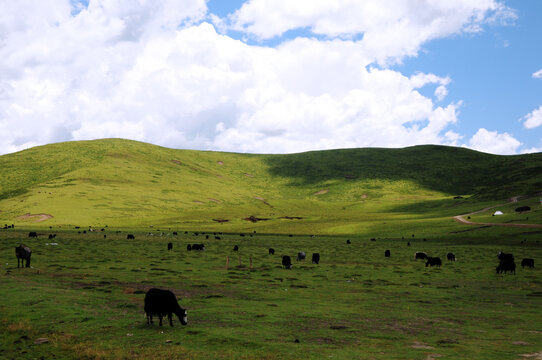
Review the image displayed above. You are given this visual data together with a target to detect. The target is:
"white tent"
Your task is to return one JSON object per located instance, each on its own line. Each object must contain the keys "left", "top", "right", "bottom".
{"left": 493, "top": 211, "right": 503, "bottom": 216}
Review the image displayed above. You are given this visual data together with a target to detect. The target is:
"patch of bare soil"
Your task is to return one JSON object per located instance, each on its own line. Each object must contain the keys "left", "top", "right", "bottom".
{"left": 410, "top": 341, "right": 434, "bottom": 350}
{"left": 361, "top": 194, "right": 368, "bottom": 199}
{"left": 217, "top": 161, "right": 223, "bottom": 165}
{"left": 519, "top": 351, "right": 542, "bottom": 359}
{"left": 244, "top": 173, "right": 254, "bottom": 177}
{"left": 243, "top": 216, "right": 269, "bottom": 222}
{"left": 213, "top": 219, "right": 229, "bottom": 223}
{"left": 254, "top": 196, "right": 273, "bottom": 207}
{"left": 17, "top": 213, "right": 53, "bottom": 223}
{"left": 208, "top": 198, "right": 221, "bottom": 203}
{"left": 171, "top": 160, "right": 182, "bottom": 165}
{"left": 314, "top": 189, "right": 329, "bottom": 195}
{"left": 193, "top": 200, "right": 204, "bottom": 204}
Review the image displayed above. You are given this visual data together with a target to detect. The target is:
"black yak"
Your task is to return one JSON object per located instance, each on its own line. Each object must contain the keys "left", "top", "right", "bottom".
{"left": 144, "top": 288, "right": 187, "bottom": 327}
{"left": 521, "top": 258, "right": 535, "bottom": 268}
{"left": 167, "top": 242, "right": 173, "bottom": 250}
{"left": 384, "top": 250, "right": 390, "bottom": 257}
{"left": 312, "top": 253, "right": 320, "bottom": 264}
{"left": 296, "top": 252, "right": 306, "bottom": 261}
{"left": 268, "top": 248, "right": 275, "bottom": 255}
{"left": 15, "top": 244, "right": 32, "bottom": 268}
{"left": 414, "top": 252, "right": 428, "bottom": 260}
{"left": 282, "top": 255, "right": 292, "bottom": 269}
{"left": 127, "top": 234, "right": 135, "bottom": 240}
{"left": 447, "top": 252, "right": 456, "bottom": 261}
{"left": 498, "top": 252, "right": 514, "bottom": 262}
{"left": 426, "top": 257, "right": 442, "bottom": 267}
{"left": 233, "top": 245, "right": 239, "bottom": 251}
{"left": 496, "top": 261, "right": 516, "bottom": 274}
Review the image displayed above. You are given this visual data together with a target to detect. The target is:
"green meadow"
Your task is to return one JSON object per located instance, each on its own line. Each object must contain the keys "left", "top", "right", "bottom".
{"left": 1, "top": 139, "right": 542, "bottom": 359}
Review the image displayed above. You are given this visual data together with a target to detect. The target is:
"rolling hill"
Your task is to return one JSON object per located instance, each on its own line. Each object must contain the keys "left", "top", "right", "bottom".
{"left": 1, "top": 138, "right": 541, "bottom": 234}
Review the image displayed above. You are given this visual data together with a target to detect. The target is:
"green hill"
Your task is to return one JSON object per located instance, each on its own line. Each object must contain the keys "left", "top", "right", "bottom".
{"left": 1, "top": 138, "right": 541, "bottom": 234}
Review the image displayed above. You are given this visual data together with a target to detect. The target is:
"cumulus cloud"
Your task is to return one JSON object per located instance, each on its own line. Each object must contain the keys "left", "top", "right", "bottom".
{"left": 533, "top": 69, "right": 542, "bottom": 79}
{"left": 0, "top": 0, "right": 516, "bottom": 155}
{"left": 467, "top": 128, "right": 521, "bottom": 155}
{"left": 523, "top": 106, "right": 542, "bottom": 129}
{"left": 228, "top": 0, "right": 514, "bottom": 64}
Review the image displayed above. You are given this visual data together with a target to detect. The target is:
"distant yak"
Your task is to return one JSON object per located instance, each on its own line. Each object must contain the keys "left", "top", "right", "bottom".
{"left": 425, "top": 257, "right": 442, "bottom": 267}
{"left": 414, "top": 252, "right": 428, "bottom": 260}
{"left": 312, "top": 253, "right": 320, "bottom": 264}
{"left": 282, "top": 255, "right": 292, "bottom": 269}
{"left": 521, "top": 258, "right": 534, "bottom": 268}
{"left": 15, "top": 244, "right": 32, "bottom": 268}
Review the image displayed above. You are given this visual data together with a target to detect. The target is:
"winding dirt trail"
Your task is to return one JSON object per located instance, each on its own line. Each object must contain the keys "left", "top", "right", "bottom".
{"left": 452, "top": 196, "right": 542, "bottom": 229}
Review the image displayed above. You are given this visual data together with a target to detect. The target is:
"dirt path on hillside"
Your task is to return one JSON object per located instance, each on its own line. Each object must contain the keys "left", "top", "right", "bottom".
{"left": 17, "top": 213, "right": 53, "bottom": 222}
{"left": 452, "top": 196, "right": 542, "bottom": 229}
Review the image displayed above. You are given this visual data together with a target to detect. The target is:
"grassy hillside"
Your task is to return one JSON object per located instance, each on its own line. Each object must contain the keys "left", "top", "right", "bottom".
{"left": 0, "top": 139, "right": 541, "bottom": 234}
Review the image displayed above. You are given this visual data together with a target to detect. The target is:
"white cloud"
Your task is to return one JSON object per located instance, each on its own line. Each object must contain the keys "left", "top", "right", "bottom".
{"left": 467, "top": 128, "right": 521, "bottom": 155}
{"left": 521, "top": 147, "right": 542, "bottom": 154}
{"left": 0, "top": 0, "right": 516, "bottom": 155}
{"left": 228, "top": 0, "right": 515, "bottom": 64}
{"left": 523, "top": 106, "right": 542, "bottom": 129}
{"left": 533, "top": 69, "right": 542, "bottom": 79}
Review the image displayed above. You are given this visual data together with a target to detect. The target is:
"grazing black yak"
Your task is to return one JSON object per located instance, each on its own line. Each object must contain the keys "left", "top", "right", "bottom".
{"left": 296, "top": 252, "right": 306, "bottom": 261}
{"left": 282, "top": 255, "right": 292, "bottom": 269}
{"left": 167, "top": 242, "right": 173, "bottom": 250}
{"left": 191, "top": 244, "right": 205, "bottom": 251}
{"left": 425, "top": 257, "right": 442, "bottom": 267}
{"left": 498, "top": 252, "right": 514, "bottom": 262}
{"left": 15, "top": 244, "right": 32, "bottom": 268}
{"left": 127, "top": 234, "right": 135, "bottom": 240}
{"left": 496, "top": 261, "right": 516, "bottom": 274}
{"left": 28, "top": 232, "right": 37, "bottom": 238}
{"left": 414, "top": 252, "right": 428, "bottom": 260}
{"left": 312, "top": 253, "right": 320, "bottom": 264}
{"left": 346, "top": 240, "right": 351, "bottom": 244}
{"left": 521, "top": 258, "right": 535, "bottom": 268}
{"left": 515, "top": 206, "right": 531, "bottom": 213}
{"left": 384, "top": 250, "right": 390, "bottom": 257}
{"left": 233, "top": 245, "right": 239, "bottom": 251}
{"left": 144, "top": 288, "right": 187, "bottom": 327}
{"left": 187, "top": 244, "right": 192, "bottom": 251}
{"left": 268, "top": 248, "right": 275, "bottom": 255}
{"left": 447, "top": 252, "right": 456, "bottom": 261}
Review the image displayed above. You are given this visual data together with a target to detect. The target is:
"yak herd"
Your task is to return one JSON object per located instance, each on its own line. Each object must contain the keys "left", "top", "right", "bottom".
{"left": 12, "top": 230, "right": 537, "bottom": 327}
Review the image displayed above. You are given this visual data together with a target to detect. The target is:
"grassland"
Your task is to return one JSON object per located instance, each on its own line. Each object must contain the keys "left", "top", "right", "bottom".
{"left": 1, "top": 228, "right": 542, "bottom": 360}
{"left": 1, "top": 139, "right": 542, "bottom": 359}
{"left": 1, "top": 138, "right": 542, "bottom": 234}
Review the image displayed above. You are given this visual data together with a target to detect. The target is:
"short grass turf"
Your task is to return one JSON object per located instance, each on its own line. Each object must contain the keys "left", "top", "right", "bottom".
{"left": 1, "top": 229, "right": 541, "bottom": 359}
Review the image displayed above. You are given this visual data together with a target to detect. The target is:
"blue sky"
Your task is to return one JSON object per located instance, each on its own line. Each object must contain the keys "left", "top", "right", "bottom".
{"left": 0, "top": 0, "right": 541, "bottom": 155}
